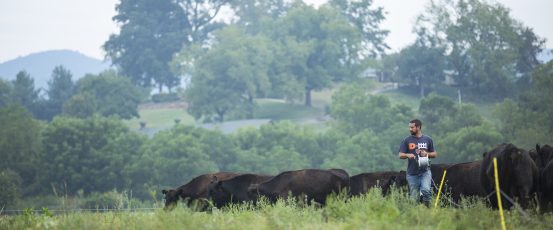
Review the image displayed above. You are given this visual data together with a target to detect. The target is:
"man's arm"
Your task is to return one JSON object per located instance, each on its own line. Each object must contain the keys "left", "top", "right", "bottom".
{"left": 419, "top": 150, "right": 437, "bottom": 158}
{"left": 399, "top": 152, "right": 415, "bottom": 159}
{"left": 428, "top": 151, "right": 437, "bottom": 158}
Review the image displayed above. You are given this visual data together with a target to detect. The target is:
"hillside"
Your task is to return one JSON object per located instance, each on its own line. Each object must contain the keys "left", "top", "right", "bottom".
{"left": 0, "top": 50, "right": 111, "bottom": 89}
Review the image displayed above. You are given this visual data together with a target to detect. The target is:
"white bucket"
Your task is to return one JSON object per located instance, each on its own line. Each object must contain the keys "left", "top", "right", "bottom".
{"left": 418, "top": 156, "right": 430, "bottom": 168}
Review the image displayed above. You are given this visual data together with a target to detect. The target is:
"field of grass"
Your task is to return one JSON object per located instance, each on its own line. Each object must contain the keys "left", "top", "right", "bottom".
{"left": 381, "top": 90, "right": 423, "bottom": 108}
{"left": 2, "top": 190, "right": 551, "bottom": 230}
{"left": 124, "top": 107, "right": 195, "bottom": 131}
{"left": 255, "top": 99, "right": 324, "bottom": 121}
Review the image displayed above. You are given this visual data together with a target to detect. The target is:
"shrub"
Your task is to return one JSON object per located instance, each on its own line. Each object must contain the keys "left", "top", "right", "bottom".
{"left": 151, "top": 93, "right": 180, "bottom": 103}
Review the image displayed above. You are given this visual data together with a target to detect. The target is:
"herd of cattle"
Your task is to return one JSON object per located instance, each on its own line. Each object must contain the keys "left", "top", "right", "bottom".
{"left": 161, "top": 143, "right": 553, "bottom": 212}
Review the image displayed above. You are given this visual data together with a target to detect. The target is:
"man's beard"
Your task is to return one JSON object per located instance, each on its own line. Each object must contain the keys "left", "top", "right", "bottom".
{"left": 410, "top": 130, "right": 416, "bottom": 135}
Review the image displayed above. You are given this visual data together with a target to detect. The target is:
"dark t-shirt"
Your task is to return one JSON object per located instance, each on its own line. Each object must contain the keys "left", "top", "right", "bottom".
{"left": 399, "top": 134, "right": 435, "bottom": 175}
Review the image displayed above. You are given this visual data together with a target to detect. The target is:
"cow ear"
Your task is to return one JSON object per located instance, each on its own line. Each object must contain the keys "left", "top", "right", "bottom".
{"left": 212, "top": 175, "right": 218, "bottom": 183}
{"left": 536, "top": 144, "right": 541, "bottom": 153}
{"left": 162, "top": 189, "right": 168, "bottom": 195}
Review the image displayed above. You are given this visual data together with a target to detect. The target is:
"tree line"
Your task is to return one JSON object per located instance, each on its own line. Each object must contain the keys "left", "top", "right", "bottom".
{"left": 103, "top": 0, "right": 547, "bottom": 122}
{"left": 2, "top": 60, "right": 553, "bottom": 206}
{"left": 1, "top": 0, "right": 552, "bottom": 208}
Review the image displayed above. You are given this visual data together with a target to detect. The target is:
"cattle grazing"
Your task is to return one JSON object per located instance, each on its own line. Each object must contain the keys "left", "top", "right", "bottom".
{"left": 247, "top": 169, "right": 349, "bottom": 205}
{"left": 438, "top": 161, "right": 486, "bottom": 202}
{"left": 161, "top": 172, "right": 240, "bottom": 210}
{"left": 349, "top": 171, "right": 407, "bottom": 196}
{"left": 480, "top": 143, "right": 539, "bottom": 209}
{"left": 208, "top": 174, "right": 273, "bottom": 208}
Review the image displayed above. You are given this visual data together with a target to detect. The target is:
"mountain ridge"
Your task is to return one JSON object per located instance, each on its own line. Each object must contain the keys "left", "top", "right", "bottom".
{"left": 0, "top": 50, "right": 111, "bottom": 90}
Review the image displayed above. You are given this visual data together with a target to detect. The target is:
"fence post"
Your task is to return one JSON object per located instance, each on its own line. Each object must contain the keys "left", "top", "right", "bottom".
{"left": 434, "top": 169, "right": 447, "bottom": 208}
{"left": 493, "top": 157, "right": 507, "bottom": 230}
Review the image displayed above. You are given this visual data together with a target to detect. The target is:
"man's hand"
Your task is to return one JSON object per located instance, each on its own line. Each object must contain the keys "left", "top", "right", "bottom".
{"left": 400, "top": 153, "right": 416, "bottom": 159}
{"left": 418, "top": 149, "right": 428, "bottom": 157}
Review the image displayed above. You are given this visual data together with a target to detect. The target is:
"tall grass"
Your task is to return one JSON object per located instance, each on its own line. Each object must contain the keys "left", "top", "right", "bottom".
{"left": 3, "top": 189, "right": 552, "bottom": 230}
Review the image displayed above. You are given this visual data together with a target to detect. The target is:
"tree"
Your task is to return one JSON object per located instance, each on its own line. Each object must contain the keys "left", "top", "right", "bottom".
{"left": 322, "top": 129, "right": 403, "bottom": 174}
{"left": 419, "top": 93, "right": 482, "bottom": 136}
{"left": 35, "top": 66, "right": 75, "bottom": 120}
{"left": 47, "top": 66, "right": 74, "bottom": 116}
{"left": 185, "top": 26, "right": 273, "bottom": 121}
{"left": 70, "top": 71, "right": 142, "bottom": 119}
{"left": 131, "top": 126, "right": 218, "bottom": 188}
{"left": 276, "top": 2, "right": 363, "bottom": 106}
{"left": 176, "top": 0, "right": 230, "bottom": 44}
{"left": 0, "top": 169, "right": 22, "bottom": 208}
{"left": 39, "top": 116, "right": 144, "bottom": 195}
{"left": 519, "top": 61, "right": 553, "bottom": 133}
{"left": 104, "top": 0, "right": 188, "bottom": 91}
{"left": 490, "top": 61, "right": 553, "bottom": 148}
{"left": 0, "top": 79, "right": 12, "bottom": 108}
{"left": 230, "top": 0, "right": 290, "bottom": 35}
{"left": 494, "top": 99, "right": 551, "bottom": 148}
{"left": 396, "top": 41, "right": 446, "bottom": 98}
{"left": 10, "top": 71, "right": 39, "bottom": 112}
{"left": 329, "top": 0, "right": 389, "bottom": 57}
{"left": 229, "top": 121, "right": 317, "bottom": 173}
{"left": 0, "top": 105, "right": 42, "bottom": 196}
{"left": 416, "top": 0, "right": 545, "bottom": 100}
{"left": 330, "top": 83, "right": 412, "bottom": 135}
{"left": 379, "top": 53, "right": 400, "bottom": 83}
{"left": 62, "top": 92, "right": 97, "bottom": 118}
{"left": 438, "top": 124, "right": 503, "bottom": 163}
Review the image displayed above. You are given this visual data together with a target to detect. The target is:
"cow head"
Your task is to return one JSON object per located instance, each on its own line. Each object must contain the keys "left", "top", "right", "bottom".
{"left": 161, "top": 189, "right": 182, "bottom": 210}
{"left": 208, "top": 176, "right": 228, "bottom": 208}
{"left": 246, "top": 184, "right": 260, "bottom": 201}
{"left": 538, "top": 144, "right": 553, "bottom": 168}
{"left": 507, "top": 147, "right": 538, "bottom": 208}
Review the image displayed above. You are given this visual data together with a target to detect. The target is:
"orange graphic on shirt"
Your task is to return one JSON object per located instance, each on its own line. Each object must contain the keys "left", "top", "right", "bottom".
{"left": 409, "top": 143, "right": 416, "bottom": 150}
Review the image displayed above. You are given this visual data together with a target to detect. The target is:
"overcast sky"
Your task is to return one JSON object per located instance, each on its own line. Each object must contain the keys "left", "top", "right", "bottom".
{"left": 1, "top": 0, "right": 551, "bottom": 63}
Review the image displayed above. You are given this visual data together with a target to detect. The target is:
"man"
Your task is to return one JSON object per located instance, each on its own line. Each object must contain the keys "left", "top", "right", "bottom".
{"left": 398, "top": 119, "right": 437, "bottom": 207}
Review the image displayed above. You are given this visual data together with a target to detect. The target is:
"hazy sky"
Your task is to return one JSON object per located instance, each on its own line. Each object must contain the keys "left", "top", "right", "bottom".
{"left": 1, "top": 0, "right": 551, "bottom": 63}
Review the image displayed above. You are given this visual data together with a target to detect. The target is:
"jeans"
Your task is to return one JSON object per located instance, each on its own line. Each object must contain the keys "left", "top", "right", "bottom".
{"left": 406, "top": 170, "right": 432, "bottom": 206}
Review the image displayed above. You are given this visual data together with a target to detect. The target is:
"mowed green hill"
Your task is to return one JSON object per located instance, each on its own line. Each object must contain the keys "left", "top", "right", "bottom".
{"left": 124, "top": 87, "right": 337, "bottom": 133}
{"left": 124, "top": 82, "right": 497, "bottom": 134}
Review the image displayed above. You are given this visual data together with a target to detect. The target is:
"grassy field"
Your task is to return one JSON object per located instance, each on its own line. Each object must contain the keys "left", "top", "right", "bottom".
{"left": 255, "top": 99, "right": 323, "bottom": 121}
{"left": 124, "top": 107, "right": 195, "bottom": 131}
{"left": 124, "top": 82, "right": 499, "bottom": 133}
{"left": 124, "top": 88, "right": 337, "bottom": 132}
{"left": 2, "top": 190, "right": 551, "bottom": 230}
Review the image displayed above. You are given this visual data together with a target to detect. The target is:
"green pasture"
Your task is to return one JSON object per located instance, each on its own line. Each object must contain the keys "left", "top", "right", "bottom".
{"left": 2, "top": 189, "right": 551, "bottom": 230}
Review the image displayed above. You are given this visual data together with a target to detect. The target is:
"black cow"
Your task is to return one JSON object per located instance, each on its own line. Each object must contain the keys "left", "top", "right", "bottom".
{"left": 349, "top": 171, "right": 407, "bottom": 196}
{"left": 439, "top": 161, "right": 486, "bottom": 202}
{"left": 541, "top": 160, "right": 553, "bottom": 212}
{"left": 208, "top": 173, "right": 273, "bottom": 208}
{"left": 161, "top": 172, "right": 240, "bottom": 210}
{"left": 532, "top": 144, "right": 553, "bottom": 169}
{"left": 247, "top": 169, "right": 349, "bottom": 205}
{"left": 480, "top": 143, "right": 539, "bottom": 209}
{"left": 431, "top": 163, "right": 450, "bottom": 188}
{"left": 535, "top": 144, "right": 553, "bottom": 212}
